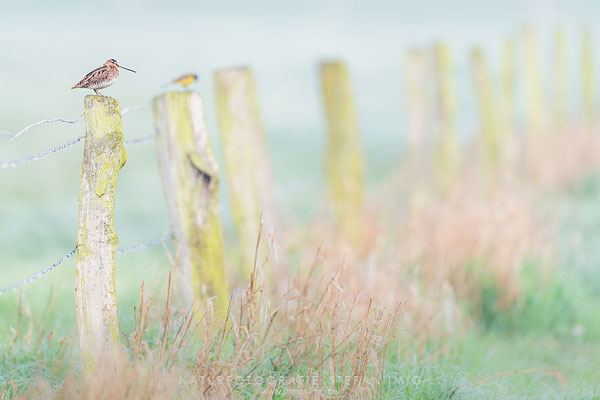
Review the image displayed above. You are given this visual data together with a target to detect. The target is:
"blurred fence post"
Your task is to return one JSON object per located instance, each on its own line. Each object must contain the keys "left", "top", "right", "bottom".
{"left": 405, "top": 48, "right": 429, "bottom": 173}
{"left": 582, "top": 28, "right": 594, "bottom": 124}
{"left": 502, "top": 38, "right": 515, "bottom": 133}
{"left": 433, "top": 43, "right": 459, "bottom": 188}
{"left": 319, "top": 60, "right": 364, "bottom": 243}
{"left": 523, "top": 27, "right": 544, "bottom": 133}
{"left": 554, "top": 28, "right": 567, "bottom": 131}
{"left": 75, "top": 95, "right": 127, "bottom": 372}
{"left": 153, "top": 92, "right": 228, "bottom": 312}
{"left": 214, "top": 67, "right": 277, "bottom": 273}
{"left": 472, "top": 48, "right": 499, "bottom": 177}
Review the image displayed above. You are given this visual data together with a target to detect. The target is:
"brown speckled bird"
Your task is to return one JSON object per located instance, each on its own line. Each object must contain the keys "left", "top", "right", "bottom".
{"left": 71, "top": 59, "right": 136, "bottom": 96}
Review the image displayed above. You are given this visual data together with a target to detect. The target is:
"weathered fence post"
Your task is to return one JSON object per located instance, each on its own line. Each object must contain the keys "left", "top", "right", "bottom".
{"left": 433, "top": 43, "right": 459, "bottom": 188}
{"left": 502, "top": 38, "right": 515, "bottom": 133}
{"left": 554, "top": 28, "right": 567, "bottom": 130}
{"left": 523, "top": 27, "right": 544, "bottom": 133}
{"left": 472, "top": 48, "right": 499, "bottom": 176}
{"left": 214, "top": 67, "right": 279, "bottom": 273}
{"left": 319, "top": 60, "right": 364, "bottom": 243}
{"left": 405, "top": 48, "right": 430, "bottom": 173}
{"left": 153, "top": 92, "right": 229, "bottom": 311}
{"left": 75, "top": 95, "right": 127, "bottom": 371}
{"left": 582, "top": 28, "right": 594, "bottom": 124}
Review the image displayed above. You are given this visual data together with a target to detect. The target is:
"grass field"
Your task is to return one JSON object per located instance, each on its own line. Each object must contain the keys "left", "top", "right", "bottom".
{"left": 3, "top": 142, "right": 600, "bottom": 398}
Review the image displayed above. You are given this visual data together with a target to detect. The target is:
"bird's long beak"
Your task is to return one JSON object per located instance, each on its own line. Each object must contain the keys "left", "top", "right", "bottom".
{"left": 117, "top": 64, "right": 136, "bottom": 73}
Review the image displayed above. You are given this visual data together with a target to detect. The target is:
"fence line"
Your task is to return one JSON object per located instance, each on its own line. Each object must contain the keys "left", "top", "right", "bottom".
{"left": 116, "top": 231, "right": 172, "bottom": 254}
{"left": 0, "top": 248, "right": 77, "bottom": 295}
{"left": 0, "top": 231, "right": 172, "bottom": 296}
{"left": 0, "top": 130, "right": 157, "bottom": 169}
{"left": 122, "top": 104, "right": 151, "bottom": 115}
{"left": 124, "top": 131, "right": 157, "bottom": 146}
{"left": 0, "top": 103, "right": 149, "bottom": 140}
{"left": 0, "top": 113, "right": 84, "bottom": 140}
{"left": 0, "top": 135, "right": 85, "bottom": 169}
{"left": 43, "top": 364, "right": 82, "bottom": 400}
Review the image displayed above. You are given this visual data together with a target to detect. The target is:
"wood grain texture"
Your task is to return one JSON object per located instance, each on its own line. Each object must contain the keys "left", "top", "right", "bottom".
{"left": 75, "top": 95, "right": 127, "bottom": 372}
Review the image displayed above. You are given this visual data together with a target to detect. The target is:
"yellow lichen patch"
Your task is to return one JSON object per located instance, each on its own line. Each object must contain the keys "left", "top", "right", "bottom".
{"left": 472, "top": 48, "right": 500, "bottom": 181}
{"left": 523, "top": 27, "right": 544, "bottom": 133}
{"left": 582, "top": 28, "right": 595, "bottom": 123}
{"left": 432, "top": 43, "right": 459, "bottom": 190}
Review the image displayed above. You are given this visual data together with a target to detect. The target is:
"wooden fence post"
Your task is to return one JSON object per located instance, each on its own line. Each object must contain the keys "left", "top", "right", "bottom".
{"left": 405, "top": 48, "right": 429, "bottom": 173}
{"left": 554, "top": 28, "right": 567, "bottom": 130}
{"left": 433, "top": 43, "right": 459, "bottom": 188}
{"left": 472, "top": 48, "right": 500, "bottom": 176}
{"left": 523, "top": 27, "right": 544, "bottom": 133}
{"left": 502, "top": 38, "right": 515, "bottom": 134}
{"left": 214, "top": 67, "right": 278, "bottom": 273}
{"left": 582, "top": 28, "right": 594, "bottom": 124}
{"left": 75, "top": 95, "right": 127, "bottom": 372}
{"left": 319, "top": 60, "right": 364, "bottom": 243}
{"left": 153, "top": 92, "right": 229, "bottom": 312}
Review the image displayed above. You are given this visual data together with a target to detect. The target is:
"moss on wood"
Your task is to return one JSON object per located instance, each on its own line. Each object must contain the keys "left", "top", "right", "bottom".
{"left": 154, "top": 92, "right": 229, "bottom": 313}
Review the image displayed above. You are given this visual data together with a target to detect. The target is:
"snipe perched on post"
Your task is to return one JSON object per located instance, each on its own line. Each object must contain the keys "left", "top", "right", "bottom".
{"left": 72, "top": 59, "right": 136, "bottom": 96}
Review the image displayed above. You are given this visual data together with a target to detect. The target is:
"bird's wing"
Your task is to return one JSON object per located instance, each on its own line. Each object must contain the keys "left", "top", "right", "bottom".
{"left": 73, "top": 66, "right": 110, "bottom": 88}
{"left": 173, "top": 74, "right": 196, "bottom": 86}
{"left": 173, "top": 74, "right": 188, "bottom": 83}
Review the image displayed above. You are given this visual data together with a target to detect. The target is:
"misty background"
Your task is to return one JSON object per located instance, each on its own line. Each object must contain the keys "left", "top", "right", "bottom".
{"left": 1, "top": 0, "right": 598, "bottom": 303}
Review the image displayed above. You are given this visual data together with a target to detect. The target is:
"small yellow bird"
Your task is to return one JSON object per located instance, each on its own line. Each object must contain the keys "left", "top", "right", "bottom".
{"left": 172, "top": 73, "right": 198, "bottom": 87}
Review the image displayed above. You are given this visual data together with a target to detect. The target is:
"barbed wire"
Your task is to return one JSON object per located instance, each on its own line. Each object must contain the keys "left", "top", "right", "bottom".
{"left": 0, "top": 129, "right": 156, "bottom": 169}
{"left": 0, "top": 248, "right": 77, "bottom": 295}
{"left": 43, "top": 364, "right": 82, "bottom": 400}
{"left": 0, "top": 231, "right": 172, "bottom": 296}
{"left": 0, "top": 113, "right": 85, "bottom": 140}
{"left": 117, "top": 231, "right": 172, "bottom": 254}
{"left": 0, "top": 103, "right": 149, "bottom": 141}
{"left": 0, "top": 135, "right": 85, "bottom": 169}
{"left": 122, "top": 104, "right": 151, "bottom": 115}
{"left": 124, "top": 131, "right": 157, "bottom": 146}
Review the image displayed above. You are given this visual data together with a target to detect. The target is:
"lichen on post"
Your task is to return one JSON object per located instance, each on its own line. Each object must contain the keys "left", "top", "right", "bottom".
{"left": 75, "top": 95, "right": 127, "bottom": 372}
{"left": 319, "top": 60, "right": 364, "bottom": 243}
{"left": 153, "top": 92, "right": 229, "bottom": 312}
{"left": 502, "top": 38, "right": 515, "bottom": 134}
{"left": 433, "top": 43, "right": 459, "bottom": 189}
{"left": 554, "top": 28, "right": 567, "bottom": 131}
{"left": 405, "top": 48, "right": 430, "bottom": 174}
{"left": 472, "top": 48, "right": 500, "bottom": 177}
{"left": 214, "top": 67, "right": 277, "bottom": 273}
{"left": 523, "top": 27, "right": 544, "bottom": 133}
{"left": 582, "top": 28, "right": 595, "bottom": 124}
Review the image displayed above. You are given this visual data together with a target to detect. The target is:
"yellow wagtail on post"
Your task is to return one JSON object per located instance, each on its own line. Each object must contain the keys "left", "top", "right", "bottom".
{"left": 172, "top": 73, "right": 198, "bottom": 87}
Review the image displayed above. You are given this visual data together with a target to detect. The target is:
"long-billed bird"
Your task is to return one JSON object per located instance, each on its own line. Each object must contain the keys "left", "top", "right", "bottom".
{"left": 72, "top": 59, "right": 136, "bottom": 96}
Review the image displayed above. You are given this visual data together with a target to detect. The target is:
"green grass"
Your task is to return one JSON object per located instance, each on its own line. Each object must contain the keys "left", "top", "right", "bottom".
{"left": 3, "top": 157, "right": 600, "bottom": 399}
{"left": 477, "top": 261, "right": 600, "bottom": 339}
{"left": 3, "top": 174, "right": 600, "bottom": 399}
